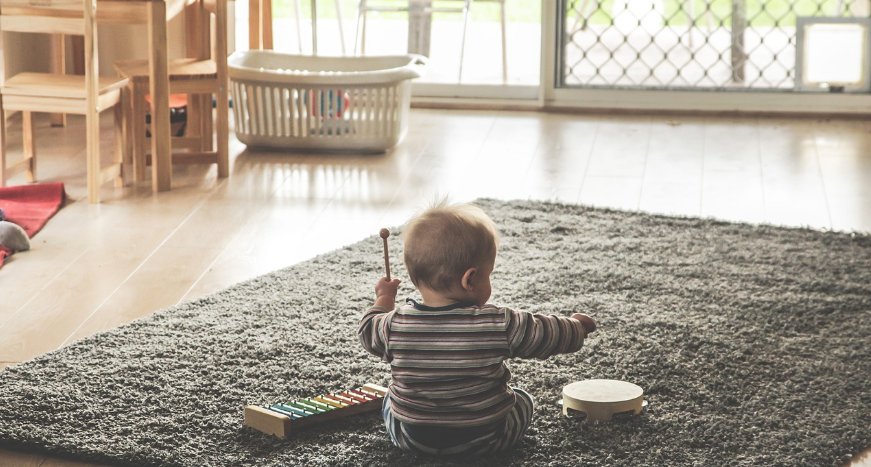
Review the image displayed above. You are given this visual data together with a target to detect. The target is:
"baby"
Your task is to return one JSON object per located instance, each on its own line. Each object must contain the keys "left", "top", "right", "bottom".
{"left": 358, "top": 200, "right": 596, "bottom": 456}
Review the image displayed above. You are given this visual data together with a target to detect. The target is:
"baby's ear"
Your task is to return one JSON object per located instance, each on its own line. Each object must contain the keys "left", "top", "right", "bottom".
{"left": 461, "top": 267, "right": 477, "bottom": 291}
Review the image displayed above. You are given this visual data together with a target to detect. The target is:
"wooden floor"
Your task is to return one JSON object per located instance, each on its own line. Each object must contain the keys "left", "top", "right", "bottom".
{"left": 0, "top": 108, "right": 869, "bottom": 466}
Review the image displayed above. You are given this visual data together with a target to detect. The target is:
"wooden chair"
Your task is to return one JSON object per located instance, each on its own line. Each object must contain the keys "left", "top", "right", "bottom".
{"left": 355, "top": 0, "right": 508, "bottom": 82}
{"left": 249, "top": 0, "right": 348, "bottom": 55}
{"left": 113, "top": 0, "right": 229, "bottom": 182}
{"left": 568, "top": 0, "right": 713, "bottom": 48}
{"left": 0, "top": 0, "right": 129, "bottom": 203}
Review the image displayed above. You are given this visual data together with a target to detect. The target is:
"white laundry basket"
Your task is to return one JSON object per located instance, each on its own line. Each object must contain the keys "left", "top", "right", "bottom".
{"left": 228, "top": 51, "right": 427, "bottom": 152}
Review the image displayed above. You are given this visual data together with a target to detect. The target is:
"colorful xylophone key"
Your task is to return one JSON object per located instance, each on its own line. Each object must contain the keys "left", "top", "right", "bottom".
{"left": 244, "top": 383, "right": 388, "bottom": 438}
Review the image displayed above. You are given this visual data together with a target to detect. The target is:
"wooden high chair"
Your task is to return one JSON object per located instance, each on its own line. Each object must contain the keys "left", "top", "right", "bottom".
{"left": 249, "top": 0, "right": 348, "bottom": 55}
{"left": 113, "top": 0, "right": 229, "bottom": 182}
{"left": 0, "top": 0, "right": 129, "bottom": 203}
{"left": 355, "top": 0, "right": 508, "bottom": 82}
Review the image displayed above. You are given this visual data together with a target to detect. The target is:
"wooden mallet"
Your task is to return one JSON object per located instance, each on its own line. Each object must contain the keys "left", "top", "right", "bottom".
{"left": 379, "top": 228, "right": 391, "bottom": 281}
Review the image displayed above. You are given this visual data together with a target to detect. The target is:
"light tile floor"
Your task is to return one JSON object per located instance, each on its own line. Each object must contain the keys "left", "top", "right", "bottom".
{"left": 0, "top": 108, "right": 869, "bottom": 466}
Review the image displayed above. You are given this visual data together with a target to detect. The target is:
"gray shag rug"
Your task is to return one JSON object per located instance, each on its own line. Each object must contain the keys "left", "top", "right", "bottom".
{"left": 1, "top": 199, "right": 870, "bottom": 467}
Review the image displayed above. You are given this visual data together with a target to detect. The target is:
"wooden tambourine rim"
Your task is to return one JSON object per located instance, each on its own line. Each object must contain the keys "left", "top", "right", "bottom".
{"left": 561, "top": 379, "right": 645, "bottom": 422}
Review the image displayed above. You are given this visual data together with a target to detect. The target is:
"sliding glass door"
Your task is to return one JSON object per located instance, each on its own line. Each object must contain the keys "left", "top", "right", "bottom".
{"left": 545, "top": 0, "right": 871, "bottom": 112}
{"left": 233, "top": 0, "right": 871, "bottom": 111}
{"left": 234, "top": 0, "right": 541, "bottom": 88}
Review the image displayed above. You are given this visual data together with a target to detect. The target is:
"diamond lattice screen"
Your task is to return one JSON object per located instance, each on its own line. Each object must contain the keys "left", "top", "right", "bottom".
{"left": 560, "top": 0, "right": 867, "bottom": 89}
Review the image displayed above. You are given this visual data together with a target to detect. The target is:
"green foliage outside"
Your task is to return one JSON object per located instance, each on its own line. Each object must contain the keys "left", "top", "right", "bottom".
{"left": 271, "top": 0, "right": 542, "bottom": 23}
{"left": 577, "top": 0, "right": 848, "bottom": 28}
{"left": 272, "top": 0, "right": 850, "bottom": 28}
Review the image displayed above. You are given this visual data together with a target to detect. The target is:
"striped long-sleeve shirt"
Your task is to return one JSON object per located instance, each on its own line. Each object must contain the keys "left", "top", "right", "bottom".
{"left": 358, "top": 299, "right": 586, "bottom": 427}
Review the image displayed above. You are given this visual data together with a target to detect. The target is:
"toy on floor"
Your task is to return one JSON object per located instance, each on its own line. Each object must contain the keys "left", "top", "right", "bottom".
{"left": 244, "top": 383, "right": 388, "bottom": 438}
{"left": 559, "top": 379, "right": 647, "bottom": 421}
{"left": 379, "top": 228, "right": 391, "bottom": 280}
{"left": 0, "top": 221, "right": 30, "bottom": 252}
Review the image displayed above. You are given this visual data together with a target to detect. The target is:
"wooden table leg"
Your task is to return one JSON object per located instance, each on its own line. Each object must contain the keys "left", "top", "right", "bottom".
{"left": 72, "top": 36, "right": 84, "bottom": 74}
{"left": 186, "top": 0, "right": 204, "bottom": 149}
{"left": 49, "top": 35, "right": 66, "bottom": 127}
{"left": 85, "top": 0, "right": 100, "bottom": 203}
{"left": 216, "top": 0, "right": 230, "bottom": 177}
{"left": 249, "top": 0, "right": 272, "bottom": 49}
{"left": 262, "top": 0, "right": 273, "bottom": 49}
{"left": 249, "top": 0, "right": 260, "bottom": 48}
{"left": 148, "top": 0, "right": 172, "bottom": 192}
{"left": 50, "top": 36, "right": 86, "bottom": 127}
{"left": 132, "top": 80, "right": 148, "bottom": 181}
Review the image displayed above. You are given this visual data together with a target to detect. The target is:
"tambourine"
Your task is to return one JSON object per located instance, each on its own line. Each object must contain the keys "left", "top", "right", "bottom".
{"left": 560, "top": 379, "right": 647, "bottom": 421}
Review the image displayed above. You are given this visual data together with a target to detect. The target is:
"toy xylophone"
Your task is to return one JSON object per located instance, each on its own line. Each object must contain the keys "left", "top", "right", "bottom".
{"left": 244, "top": 383, "right": 388, "bottom": 438}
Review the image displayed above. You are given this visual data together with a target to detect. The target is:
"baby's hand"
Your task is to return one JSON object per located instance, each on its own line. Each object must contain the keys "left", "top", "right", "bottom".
{"left": 374, "top": 277, "right": 401, "bottom": 309}
{"left": 571, "top": 313, "right": 596, "bottom": 336}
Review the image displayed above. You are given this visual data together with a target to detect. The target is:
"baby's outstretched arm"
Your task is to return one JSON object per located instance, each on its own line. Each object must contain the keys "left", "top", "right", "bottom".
{"left": 374, "top": 277, "right": 401, "bottom": 310}
{"left": 508, "top": 310, "right": 591, "bottom": 360}
{"left": 570, "top": 313, "right": 596, "bottom": 337}
{"left": 360, "top": 277, "right": 400, "bottom": 360}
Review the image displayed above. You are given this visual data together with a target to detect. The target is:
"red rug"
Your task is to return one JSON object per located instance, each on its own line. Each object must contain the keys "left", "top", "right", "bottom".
{"left": 0, "top": 182, "right": 66, "bottom": 268}
{"left": 0, "top": 245, "right": 12, "bottom": 268}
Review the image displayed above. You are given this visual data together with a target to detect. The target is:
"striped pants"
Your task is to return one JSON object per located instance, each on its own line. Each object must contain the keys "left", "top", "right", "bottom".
{"left": 381, "top": 388, "right": 535, "bottom": 456}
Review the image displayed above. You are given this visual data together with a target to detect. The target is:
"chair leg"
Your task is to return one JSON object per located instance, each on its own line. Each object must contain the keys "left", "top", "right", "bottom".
{"left": 216, "top": 89, "right": 230, "bottom": 178}
{"left": 50, "top": 34, "right": 67, "bottom": 128}
{"left": 22, "top": 111, "right": 36, "bottom": 183}
{"left": 704, "top": 0, "right": 713, "bottom": 32}
{"left": 249, "top": 0, "right": 260, "bottom": 49}
{"left": 86, "top": 101, "right": 100, "bottom": 204}
{"left": 685, "top": 0, "right": 694, "bottom": 48}
{"left": 262, "top": 0, "right": 273, "bottom": 49}
{"left": 133, "top": 80, "right": 147, "bottom": 181}
{"left": 355, "top": 0, "right": 367, "bottom": 55}
{"left": 499, "top": 0, "right": 507, "bottom": 83}
{"left": 186, "top": 0, "right": 204, "bottom": 60}
{"left": 457, "top": 0, "right": 473, "bottom": 83}
{"left": 113, "top": 101, "right": 125, "bottom": 188}
{"left": 569, "top": 0, "right": 594, "bottom": 34}
{"left": 294, "top": 0, "right": 303, "bottom": 54}
{"left": 119, "top": 86, "right": 133, "bottom": 186}
{"left": 187, "top": 93, "right": 202, "bottom": 149}
{"left": 201, "top": 94, "right": 213, "bottom": 152}
{"left": 0, "top": 101, "right": 7, "bottom": 187}
{"left": 334, "top": 0, "right": 346, "bottom": 55}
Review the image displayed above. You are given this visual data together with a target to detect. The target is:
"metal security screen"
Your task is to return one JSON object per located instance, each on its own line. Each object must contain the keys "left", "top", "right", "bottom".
{"left": 557, "top": 0, "right": 870, "bottom": 90}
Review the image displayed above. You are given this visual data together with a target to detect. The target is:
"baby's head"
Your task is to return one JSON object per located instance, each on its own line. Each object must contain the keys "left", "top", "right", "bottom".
{"left": 402, "top": 199, "right": 499, "bottom": 302}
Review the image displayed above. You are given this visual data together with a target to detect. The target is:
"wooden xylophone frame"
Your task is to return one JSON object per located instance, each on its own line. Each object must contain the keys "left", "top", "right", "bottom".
{"left": 244, "top": 383, "right": 388, "bottom": 438}
{"left": 560, "top": 379, "right": 646, "bottom": 422}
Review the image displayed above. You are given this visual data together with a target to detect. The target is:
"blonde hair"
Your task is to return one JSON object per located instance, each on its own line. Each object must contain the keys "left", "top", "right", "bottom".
{"left": 402, "top": 198, "right": 499, "bottom": 293}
